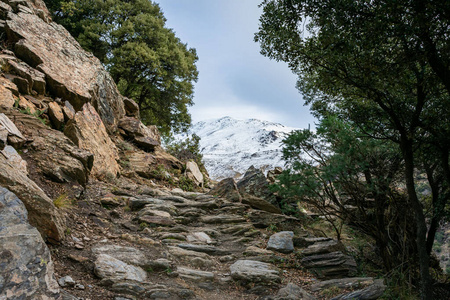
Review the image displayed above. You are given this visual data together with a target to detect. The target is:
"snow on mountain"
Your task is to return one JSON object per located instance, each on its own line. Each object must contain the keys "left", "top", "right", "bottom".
{"left": 187, "top": 116, "right": 299, "bottom": 180}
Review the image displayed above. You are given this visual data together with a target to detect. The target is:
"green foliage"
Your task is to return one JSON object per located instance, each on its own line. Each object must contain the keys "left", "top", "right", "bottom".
{"left": 178, "top": 175, "right": 195, "bottom": 192}
{"left": 46, "top": 0, "right": 198, "bottom": 134}
{"left": 164, "top": 133, "right": 203, "bottom": 165}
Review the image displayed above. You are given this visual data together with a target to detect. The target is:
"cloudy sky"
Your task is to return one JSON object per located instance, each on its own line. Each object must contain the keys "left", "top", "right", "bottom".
{"left": 156, "top": 0, "right": 316, "bottom": 129}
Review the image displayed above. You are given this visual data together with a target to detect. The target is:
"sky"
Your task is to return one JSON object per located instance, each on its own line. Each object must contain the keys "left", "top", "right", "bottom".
{"left": 156, "top": 0, "right": 316, "bottom": 129}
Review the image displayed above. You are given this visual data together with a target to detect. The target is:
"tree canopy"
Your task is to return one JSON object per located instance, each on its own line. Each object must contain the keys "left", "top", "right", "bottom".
{"left": 256, "top": 0, "right": 450, "bottom": 298}
{"left": 45, "top": 0, "right": 199, "bottom": 134}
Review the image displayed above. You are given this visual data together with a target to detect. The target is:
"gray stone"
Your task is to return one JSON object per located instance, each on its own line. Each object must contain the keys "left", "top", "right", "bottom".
{"left": 128, "top": 197, "right": 165, "bottom": 210}
{"left": 301, "top": 251, "right": 357, "bottom": 279}
{"left": 94, "top": 254, "right": 147, "bottom": 283}
{"left": 0, "top": 187, "right": 60, "bottom": 299}
{"left": 331, "top": 279, "right": 386, "bottom": 300}
{"left": 310, "top": 277, "right": 375, "bottom": 292}
{"left": 185, "top": 160, "right": 203, "bottom": 186}
{"left": 267, "top": 231, "right": 294, "bottom": 254}
{"left": 275, "top": 283, "right": 316, "bottom": 300}
{"left": 200, "top": 214, "right": 246, "bottom": 224}
{"left": 186, "top": 232, "right": 212, "bottom": 244}
{"left": 302, "top": 240, "right": 345, "bottom": 256}
{"left": 92, "top": 244, "right": 148, "bottom": 267}
{"left": 177, "top": 267, "right": 214, "bottom": 282}
{"left": 230, "top": 260, "right": 280, "bottom": 284}
{"left": 58, "top": 276, "right": 76, "bottom": 287}
{"left": 0, "top": 112, "right": 26, "bottom": 147}
{"left": 1, "top": 145, "right": 27, "bottom": 174}
{"left": 208, "top": 177, "right": 242, "bottom": 202}
{"left": 167, "top": 246, "right": 211, "bottom": 259}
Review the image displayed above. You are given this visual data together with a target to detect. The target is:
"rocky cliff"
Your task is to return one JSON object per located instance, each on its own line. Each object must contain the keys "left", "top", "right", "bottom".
{"left": 0, "top": 1, "right": 400, "bottom": 299}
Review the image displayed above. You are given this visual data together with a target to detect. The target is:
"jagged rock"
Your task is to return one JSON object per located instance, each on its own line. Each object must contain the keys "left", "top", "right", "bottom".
{"left": 123, "top": 97, "right": 140, "bottom": 118}
{"left": 48, "top": 101, "right": 64, "bottom": 129}
{"left": 301, "top": 240, "right": 346, "bottom": 256}
{"left": 139, "top": 208, "right": 171, "bottom": 218}
{"left": 247, "top": 210, "right": 298, "bottom": 228}
{"left": 5, "top": 73, "right": 29, "bottom": 94}
{"left": 208, "top": 177, "right": 242, "bottom": 202}
{"left": 18, "top": 94, "right": 36, "bottom": 113}
{"left": 138, "top": 215, "right": 174, "bottom": 226}
{"left": 7, "top": 59, "right": 45, "bottom": 94}
{"left": 8, "top": 111, "right": 93, "bottom": 185}
{"left": 331, "top": 279, "right": 386, "bottom": 300}
{"left": 110, "top": 281, "right": 146, "bottom": 296}
{"left": 0, "top": 125, "right": 7, "bottom": 149}
{"left": 119, "top": 116, "right": 160, "bottom": 151}
{"left": 0, "top": 84, "right": 15, "bottom": 109}
{"left": 230, "top": 260, "right": 281, "bottom": 285}
{"left": 147, "top": 258, "right": 172, "bottom": 271}
{"left": 62, "top": 100, "right": 75, "bottom": 121}
{"left": 128, "top": 197, "right": 164, "bottom": 210}
{"left": 237, "top": 165, "right": 276, "bottom": 204}
{"left": 0, "top": 152, "right": 65, "bottom": 242}
{"left": 64, "top": 103, "right": 119, "bottom": 178}
{"left": 242, "top": 194, "right": 282, "bottom": 214}
{"left": 267, "top": 231, "right": 294, "bottom": 254}
{"left": 1, "top": 145, "right": 27, "bottom": 174}
{"left": 0, "top": 187, "right": 60, "bottom": 298}
{"left": 310, "top": 277, "right": 375, "bottom": 292}
{"left": 0, "top": 75, "right": 19, "bottom": 97}
{"left": 275, "top": 283, "right": 316, "bottom": 300}
{"left": 92, "top": 244, "right": 149, "bottom": 267}
{"left": 185, "top": 160, "right": 203, "bottom": 186}
{"left": 177, "top": 267, "right": 215, "bottom": 282}
{"left": 293, "top": 237, "right": 332, "bottom": 248}
{"left": 94, "top": 254, "right": 147, "bottom": 283}
{"left": 0, "top": 112, "right": 26, "bottom": 147}
{"left": 301, "top": 251, "right": 357, "bottom": 279}
{"left": 244, "top": 246, "right": 273, "bottom": 256}
{"left": 5, "top": 8, "right": 125, "bottom": 132}
{"left": 167, "top": 246, "right": 211, "bottom": 259}
{"left": 186, "top": 232, "right": 212, "bottom": 244}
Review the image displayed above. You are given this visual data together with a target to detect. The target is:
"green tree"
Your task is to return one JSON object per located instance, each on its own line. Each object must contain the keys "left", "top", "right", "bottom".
{"left": 256, "top": 1, "right": 450, "bottom": 298}
{"left": 45, "top": 0, "right": 198, "bottom": 134}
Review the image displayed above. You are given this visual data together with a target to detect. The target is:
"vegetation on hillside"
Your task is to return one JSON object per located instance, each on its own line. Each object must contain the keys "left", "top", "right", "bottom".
{"left": 256, "top": 0, "right": 450, "bottom": 298}
{"left": 45, "top": 0, "right": 198, "bottom": 135}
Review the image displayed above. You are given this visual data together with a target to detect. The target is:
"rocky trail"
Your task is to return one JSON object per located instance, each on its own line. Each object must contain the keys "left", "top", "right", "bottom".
{"left": 42, "top": 178, "right": 385, "bottom": 300}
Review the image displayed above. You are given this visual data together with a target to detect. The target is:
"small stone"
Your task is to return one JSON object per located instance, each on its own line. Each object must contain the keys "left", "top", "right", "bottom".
{"left": 74, "top": 284, "right": 85, "bottom": 290}
{"left": 58, "top": 276, "right": 76, "bottom": 287}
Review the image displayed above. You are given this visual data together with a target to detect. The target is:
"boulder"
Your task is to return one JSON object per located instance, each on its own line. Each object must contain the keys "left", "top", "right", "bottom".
{"left": 18, "top": 94, "right": 37, "bottom": 113}
{"left": 47, "top": 101, "right": 64, "bottom": 129}
{"left": 310, "top": 277, "right": 375, "bottom": 292}
{"left": 301, "top": 251, "right": 357, "bottom": 279}
{"left": 302, "top": 240, "right": 346, "bottom": 256}
{"left": 123, "top": 97, "right": 140, "bottom": 118}
{"left": 230, "top": 260, "right": 281, "bottom": 285}
{"left": 0, "top": 153, "right": 65, "bottom": 242}
{"left": 267, "top": 231, "right": 294, "bottom": 254}
{"left": 242, "top": 194, "right": 281, "bottom": 214}
{"left": 6, "top": 10, "right": 125, "bottom": 132}
{"left": 119, "top": 116, "right": 160, "bottom": 151}
{"left": 177, "top": 267, "right": 214, "bottom": 282}
{"left": 0, "top": 125, "right": 7, "bottom": 149}
{"left": 208, "top": 177, "right": 242, "bottom": 202}
{"left": 62, "top": 100, "right": 75, "bottom": 121}
{"left": 0, "top": 75, "right": 19, "bottom": 97}
{"left": 92, "top": 244, "right": 149, "bottom": 267}
{"left": 185, "top": 160, "right": 203, "bottom": 186}
{"left": 237, "top": 165, "right": 277, "bottom": 204}
{"left": 8, "top": 111, "right": 93, "bottom": 185}
{"left": 0, "top": 187, "right": 60, "bottom": 299}
{"left": 64, "top": 103, "right": 119, "bottom": 178}
{"left": 94, "top": 254, "right": 147, "bottom": 283}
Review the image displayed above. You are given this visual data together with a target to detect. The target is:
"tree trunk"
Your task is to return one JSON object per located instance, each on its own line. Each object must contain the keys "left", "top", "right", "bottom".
{"left": 401, "top": 138, "right": 432, "bottom": 300}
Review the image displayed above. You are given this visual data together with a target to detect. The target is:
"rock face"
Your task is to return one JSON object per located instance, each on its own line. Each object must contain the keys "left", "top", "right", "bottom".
{"left": 0, "top": 187, "right": 60, "bottom": 299}
{"left": 8, "top": 110, "right": 93, "bottom": 185}
{"left": 119, "top": 116, "right": 160, "bottom": 151}
{"left": 208, "top": 177, "right": 242, "bottom": 202}
{"left": 237, "top": 166, "right": 276, "bottom": 204}
{"left": 65, "top": 103, "right": 119, "bottom": 178}
{"left": 0, "top": 147, "right": 65, "bottom": 242}
{"left": 5, "top": 2, "right": 125, "bottom": 132}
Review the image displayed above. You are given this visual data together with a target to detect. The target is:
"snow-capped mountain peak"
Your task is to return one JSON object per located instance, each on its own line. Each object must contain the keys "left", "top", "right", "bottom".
{"left": 187, "top": 116, "right": 299, "bottom": 180}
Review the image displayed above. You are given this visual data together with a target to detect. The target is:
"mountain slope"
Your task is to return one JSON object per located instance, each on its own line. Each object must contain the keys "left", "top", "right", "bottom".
{"left": 189, "top": 117, "right": 299, "bottom": 180}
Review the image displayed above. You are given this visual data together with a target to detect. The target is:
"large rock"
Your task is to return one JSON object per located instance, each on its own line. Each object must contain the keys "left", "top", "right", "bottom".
{"left": 237, "top": 165, "right": 277, "bottom": 204}
{"left": 119, "top": 116, "right": 160, "bottom": 151}
{"left": 275, "top": 283, "right": 316, "bottom": 300}
{"left": 0, "top": 84, "right": 15, "bottom": 109}
{"left": 47, "top": 101, "right": 64, "bottom": 129}
{"left": 7, "top": 110, "right": 93, "bottom": 185}
{"left": 242, "top": 194, "right": 282, "bottom": 214}
{"left": 0, "top": 149, "right": 65, "bottom": 242}
{"left": 0, "top": 187, "right": 60, "bottom": 298}
{"left": 64, "top": 103, "right": 119, "bottom": 178}
{"left": 185, "top": 160, "right": 203, "bottom": 186}
{"left": 7, "top": 58, "right": 45, "bottom": 94}
{"left": 5, "top": 9, "right": 125, "bottom": 132}
{"left": 0, "top": 112, "right": 26, "bottom": 147}
{"left": 267, "top": 231, "right": 294, "bottom": 254}
{"left": 310, "top": 277, "right": 375, "bottom": 292}
{"left": 92, "top": 244, "right": 149, "bottom": 267}
{"left": 123, "top": 97, "right": 140, "bottom": 118}
{"left": 301, "top": 240, "right": 346, "bottom": 256}
{"left": 230, "top": 260, "right": 281, "bottom": 285}
{"left": 1, "top": 145, "right": 27, "bottom": 174}
{"left": 331, "top": 279, "right": 386, "bottom": 300}
{"left": 94, "top": 254, "right": 147, "bottom": 283}
{"left": 301, "top": 251, "right": 357, "bottom": 279}
{"left": 208, "top": 177, "right": 242, "bottom": 202}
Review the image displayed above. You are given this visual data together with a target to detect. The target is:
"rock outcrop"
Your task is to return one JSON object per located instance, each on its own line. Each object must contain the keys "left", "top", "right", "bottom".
{"left": 0, "top": 187, "right": 60, "bottom": 299}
